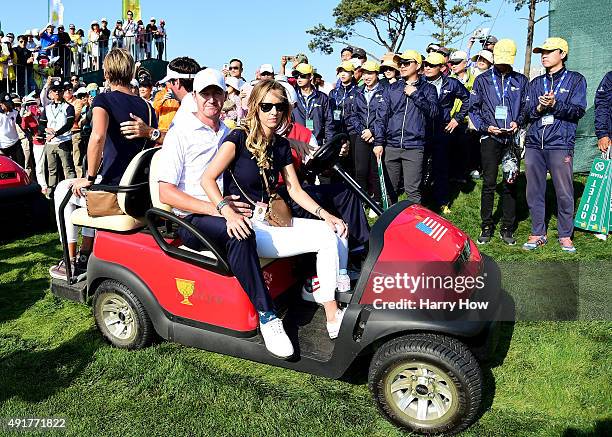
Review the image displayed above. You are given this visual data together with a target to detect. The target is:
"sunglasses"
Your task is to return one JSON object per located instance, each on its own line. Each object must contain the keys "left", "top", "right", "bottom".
{"left": 260, "top": 72, "right": 274, "bottom": 76}
{"left": 423, "top": 62, "right": 440, "bottom": 68}
{"left": 292, "top": 72, "right": 311, "bottom": 79}
{"left": 259, "top": 102, "right": 289, "bottom": 113}
{"left": 228, "top": 66, "right": 241, "bottom": 70}
{"left": 399, "top": 60, "right": 417, "bottom": 66}
{"left": 449, "top": 60, "right": 463, "bottom": 65}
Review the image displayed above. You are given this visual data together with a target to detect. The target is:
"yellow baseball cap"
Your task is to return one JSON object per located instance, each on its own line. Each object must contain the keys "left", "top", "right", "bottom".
{"left": 533, "top": 37, "right": 569, "bottom": 54}
{"left": 424, "top": 52, "right": 446, "bottom": 66}
{"left": 360, "top": 60, "right": 380, "bottom": 73}
{"left": 399, "top": 49, "right": 422, "bottom": 65}
{"left": 294, "top": 63, "right": 314, "bottom": 75}
{"left": 336, "top": 61, "right": 355, "bottom": 73}
{"left": 493, "top": 39, "right": 517, "bottom": 65}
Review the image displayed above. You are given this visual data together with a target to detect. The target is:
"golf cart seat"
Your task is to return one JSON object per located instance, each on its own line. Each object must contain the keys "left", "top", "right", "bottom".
{"left": 147, "top": 149, "right": 275, "bottom": 269}
{"left": 71, "top": 148, "right": 157, "bottom": 232}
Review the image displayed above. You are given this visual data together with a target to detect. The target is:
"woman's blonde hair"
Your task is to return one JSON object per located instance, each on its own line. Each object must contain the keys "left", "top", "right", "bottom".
{"left": 239, "top": 80, "right": 292, "bottom": 170}
{"left": 103, "top": 48, "right": 135, "bottom": 87}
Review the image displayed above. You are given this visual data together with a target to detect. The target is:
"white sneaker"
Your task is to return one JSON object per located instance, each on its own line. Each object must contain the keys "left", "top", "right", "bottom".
{"left": 259, "top": 317, "right": 294, "bottom": 358}
{"left": 470, "top": 170, "right": 480, "bottom": 180}
{"left": 337, "top": 273, "right": 351, "bottom": 293}
{"left": 326, "top": 308, "right": 346, "bottom": 339}
{"left": 595, "top": 233, "right": 608, "bottom": 241}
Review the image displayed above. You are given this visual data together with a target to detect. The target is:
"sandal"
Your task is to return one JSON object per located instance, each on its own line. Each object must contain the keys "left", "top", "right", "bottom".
{"left": 522, "top": 235, "right": 548, "bottom": 250}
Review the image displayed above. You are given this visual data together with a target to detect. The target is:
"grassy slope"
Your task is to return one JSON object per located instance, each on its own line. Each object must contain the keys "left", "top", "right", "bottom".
{"left": 0, "top": 176, "right": 611, "bottom": 437}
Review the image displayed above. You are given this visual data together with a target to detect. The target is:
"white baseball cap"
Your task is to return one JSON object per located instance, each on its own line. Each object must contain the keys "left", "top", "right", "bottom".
{"left": 450, "top": 50, "right": 468, "bottom": 62}
{"left": 159, "top": 64, "right": 196, "bottom": 83}
{"left": 75, "top": 87, "right": 88, "bottom": 96}
{"left": 259, "top": 64, "right": 274, "bottom": 74}
{"left": 100, "top": 18, "right": 108, "bottom": 23}
{"left": 471, "top": 50, "right": 493, "bottom": 64}
{"left": 91, "top": 20, "right": 99, "bottom": 26}
{"left": 194, "top": 68, "right": 226, "bottom": 93}
{"left": 225, "top": 76, "right": 245, "bottom": 92}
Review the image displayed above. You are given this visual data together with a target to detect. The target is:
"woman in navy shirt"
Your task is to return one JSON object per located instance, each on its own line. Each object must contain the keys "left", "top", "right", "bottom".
{"left": 49, "top": 48, "right": 157, "bottom": 280}
{"left": 202, "top": 80, "right": 349, "bottom": 340}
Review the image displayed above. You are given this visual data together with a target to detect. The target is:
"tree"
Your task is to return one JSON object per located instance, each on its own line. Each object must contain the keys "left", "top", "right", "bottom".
{"left": 306, "top": 0, "right": 423, "bottom": 56}
{"left": 420, "top": 0, "right": 491, "bottom": 47}
{"left": 514, "top": 0, "right": 548, "bottom": 77}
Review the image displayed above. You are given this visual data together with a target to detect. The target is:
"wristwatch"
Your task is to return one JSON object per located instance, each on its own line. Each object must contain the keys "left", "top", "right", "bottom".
{"left": 87, "top": 174, "right": 97, "bottom": 182}
{"left": 149, "top": 128, "right": 161, "bottom": 142}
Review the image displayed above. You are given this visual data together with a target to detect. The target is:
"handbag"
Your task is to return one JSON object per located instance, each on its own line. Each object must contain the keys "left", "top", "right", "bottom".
{"left": 85, "top": 101, "right": 152, "bottom": 218}
{"left": 229, "top": 170, "right": 293, "bottom": 227}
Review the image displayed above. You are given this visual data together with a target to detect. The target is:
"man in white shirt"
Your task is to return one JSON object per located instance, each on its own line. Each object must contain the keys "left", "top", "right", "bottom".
{"left": 157, "top": 69, "right": 294, "bottom": 359}
{"left": 123, "top": 10, "right": 137, "bottom": 58}
{"left": 0, "top": 93, "right": 24, "bottom": 166}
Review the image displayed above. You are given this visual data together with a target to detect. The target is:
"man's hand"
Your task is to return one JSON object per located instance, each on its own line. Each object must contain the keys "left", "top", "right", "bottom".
{"left": 538, "top": 92, "right": 556, "bottom": 108}
{"left": 225, "top": 195, "right": 252, "bottom": 217}
{"left": 361, "top": 128, "right": 373, "bottom": 142}
{"left": 404, "top": 84, "right": 417, "bottom": 96}
{"left": 120, "top": 113, "right": 152, "bottom": 139}
{"left": 445, "top": 119, "right": 459, "bottom": 133}
{"left": 509, "top": 121, "right": 519, "bottom": 133}
{"left": 340, "top": 140, "right": 349, "bottom": 157}
{"left": 487, "top": 125, "right": 502, "bottom": 135}
{"left": 598, "top": 136, "right": 611, "bottom": 153}
{"left": 373, "top": 145, "right": 383, "bottom": 160}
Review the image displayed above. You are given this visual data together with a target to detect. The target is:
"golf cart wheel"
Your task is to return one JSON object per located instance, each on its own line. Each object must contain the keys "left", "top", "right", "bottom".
{"left": 93, "top": 279, "right": 154, "bottom": 350}
{"left": 368, "top": 334, "right": 482, "bottom": 435}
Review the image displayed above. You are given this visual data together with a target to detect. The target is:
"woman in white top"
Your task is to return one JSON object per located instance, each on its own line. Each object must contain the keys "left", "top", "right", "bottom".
{"left": 87, "top": 21, "right": 100, "bottom": 70}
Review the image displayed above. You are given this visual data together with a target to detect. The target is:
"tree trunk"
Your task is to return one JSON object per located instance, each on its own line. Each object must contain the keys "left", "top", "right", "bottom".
{"left": 523, "top": 0, "right": 537, "bottom": 77}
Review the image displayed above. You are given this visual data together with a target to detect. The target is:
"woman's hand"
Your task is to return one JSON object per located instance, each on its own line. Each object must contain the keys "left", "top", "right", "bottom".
{"left": 71, "top": 178, "right": 92, "bottom": 198}
{"left": 222, "top": 207, "right": 253, "bottom": 240}
{"left": 225, "top": 194, "right": 252, "bottom": 217}
{"left": 321, "top": 210, "right": 348, "bottom": 238}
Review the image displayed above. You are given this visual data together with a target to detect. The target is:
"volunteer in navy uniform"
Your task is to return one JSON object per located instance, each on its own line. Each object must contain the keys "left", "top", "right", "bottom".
{"left": 373, "top": 50, "right": 439, "bottom": 205}
{"left": 521, "top": 38, "right": 586, "bottom": 253}
{"left": 468, "top": 39, "right": 529, "bottom": 245}
{"left": 292, "top": 63, "right": 335, "bottom": 146}
{"left": 422, "top": 52, "right": 470, "bottom": 214}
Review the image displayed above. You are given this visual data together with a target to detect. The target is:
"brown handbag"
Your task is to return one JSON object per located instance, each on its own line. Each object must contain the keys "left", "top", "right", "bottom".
{"left": 230, "top": 170, "right": 293, "bottom": 227}
{"left": 85, "top": 100, "right": 152, "bottom": 218}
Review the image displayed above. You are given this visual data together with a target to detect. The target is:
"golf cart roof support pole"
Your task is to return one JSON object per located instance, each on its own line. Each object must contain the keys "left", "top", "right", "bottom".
{"left": 332, "top": 163, "right": 384, "bottom": 216}
{"left": 58, "top": 188, "right": 75, "bottom": 284}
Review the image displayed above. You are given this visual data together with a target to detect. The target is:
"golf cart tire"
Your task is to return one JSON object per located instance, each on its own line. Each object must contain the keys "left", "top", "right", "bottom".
{"left": 93, "top": 279, "right": 155, "bottom": 350}
{"left": 368, "top": 333, "right": 482, "bottom": 435}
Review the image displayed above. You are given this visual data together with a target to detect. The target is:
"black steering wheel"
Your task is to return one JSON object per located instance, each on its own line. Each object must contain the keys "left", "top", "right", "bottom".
{"left": 304, "top": 133, "right": 349, "bottom": 174}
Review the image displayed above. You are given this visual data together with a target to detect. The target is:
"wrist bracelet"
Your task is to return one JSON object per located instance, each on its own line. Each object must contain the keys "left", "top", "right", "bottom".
{"left": 315, "top": 206, "right": 323, "bottom": 219}
{"left": 216, "top": 199, "right": 229, "bottom": 214}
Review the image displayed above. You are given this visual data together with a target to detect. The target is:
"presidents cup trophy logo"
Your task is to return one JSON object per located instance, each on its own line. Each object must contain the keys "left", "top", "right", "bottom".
{"left": 175, "top": 278, "right": 195, "bottom": 306}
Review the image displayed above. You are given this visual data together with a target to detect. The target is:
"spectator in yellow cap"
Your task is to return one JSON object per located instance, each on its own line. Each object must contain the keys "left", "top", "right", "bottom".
{"left": 521, "top": 37, "right": 586, "bottom": 253}
{"left": 380, "top": 53, "right": 400, "bottom": 87}
{"left": 422, "top": 52, "right": 470, "bottom": 214}
{"left": 372, "top": 49, "right": 439, "bottom": 205}
{"left": 292, "top": 63, "right": 336, "bottom": 146}
{"left": 468, "top": 38, "right": 529, "bottom": 245}
{"left": 330, "top": 60, "right": 361, "bottom": 173}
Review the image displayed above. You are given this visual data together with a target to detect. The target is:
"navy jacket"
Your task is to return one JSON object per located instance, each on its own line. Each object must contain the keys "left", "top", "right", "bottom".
{"left": 468, "top": 67, "right": 529, "bottom": 143}
{"left": 374, "top": 77, "right": 439, "bottom": 149}
{"left": 429, "top": 75, "right": 470, "bottom": 125}
{"left": 293, "top": 87, "right": 335, "bottom": 145}
{"left": 523, "top": 68, "right": 587, "bottom": 150}
{"left": 351, "top": 82, "right": 386, "bottom": 133}
{"left": 595, "top": 71, "right": 612, "bottom": 140}
{"left": 329, "top": 82, "right": 361, "bottom": 135}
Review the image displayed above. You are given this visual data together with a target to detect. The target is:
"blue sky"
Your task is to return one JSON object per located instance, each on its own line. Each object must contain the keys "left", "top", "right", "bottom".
{"left": 1, "top": 0, "right": 549, "bottom": 81}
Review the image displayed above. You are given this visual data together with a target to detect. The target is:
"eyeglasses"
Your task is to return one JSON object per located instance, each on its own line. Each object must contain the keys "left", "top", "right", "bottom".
{"left": 260, "top": 72, "right": 274, "bottom": 77}
{"left": 259, "top": 102, "right": 289, "bottom": 113}
{"left": 423, "top": 62, "right": 440, "bottom": 68}
{"left": 292, "top": 72, "right": 311, "bottom": 79}
{"left": 398, "top": 60, "right": 417, "bottom": 66}
{"left": 449, "top": 60, "right": 463, "bottom": 66}
{"left": 71, "top": 78, "right": 79, "bottom": 82}
{"left": 228, "top": 66, "right": 241, "bottom": 71}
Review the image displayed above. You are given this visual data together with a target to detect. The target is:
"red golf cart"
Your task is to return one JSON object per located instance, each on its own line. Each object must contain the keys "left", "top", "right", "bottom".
{"left": 51, "top": 136, "right": 505, "bottom": 435}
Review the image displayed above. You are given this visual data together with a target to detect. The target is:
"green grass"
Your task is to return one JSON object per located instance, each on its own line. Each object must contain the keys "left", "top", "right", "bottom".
{"left": 1, "top": 176, "right": 611, "bottom": 437}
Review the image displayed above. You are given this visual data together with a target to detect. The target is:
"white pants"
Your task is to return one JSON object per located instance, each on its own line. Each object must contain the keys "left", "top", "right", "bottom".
{"left": 253, "top": 218, "right": 348, "bottom": 303}
{"left": 32, "top": 144, "right": 47, "bottom": 190}
{"left": 54, "top": 178, "right": 95, "bottom": 244}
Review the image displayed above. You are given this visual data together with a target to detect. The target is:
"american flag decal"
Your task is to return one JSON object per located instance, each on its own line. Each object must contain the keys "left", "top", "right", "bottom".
{"left": 416, "top": 217, "right": 448, "bottom": 242}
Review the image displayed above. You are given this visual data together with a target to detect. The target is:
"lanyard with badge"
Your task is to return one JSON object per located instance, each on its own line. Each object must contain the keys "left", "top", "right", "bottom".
{"left": 299, "top": 91, "right": 316, "bottom": 131}
{"left": 334, "top": 85, "right": 354, "bottom": 121}
{"left": 229, "top": 150, "right": 275, "bottom": 223}
{"left": 541, "top": 70, "right": 568, "bottom": 126}
{"left": 491, "top": 70, "right": 512, "bottom": 123}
